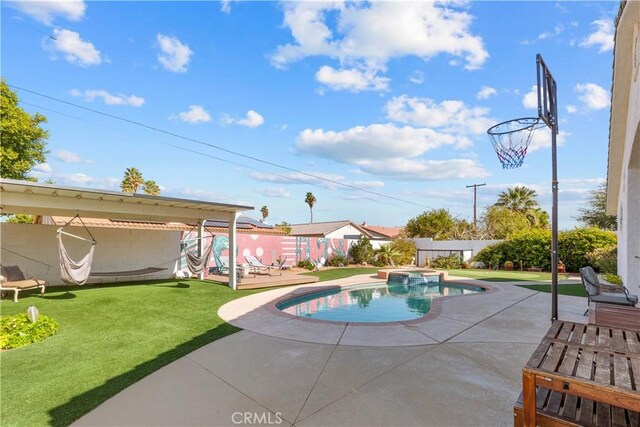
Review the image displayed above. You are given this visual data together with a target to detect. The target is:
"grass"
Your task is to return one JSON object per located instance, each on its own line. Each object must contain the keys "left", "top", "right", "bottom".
{"left": 517, "top": 284, "right": 587, "bottom": 297}
{"left": 0, "top": 279, "right": 263, "bottom": 427}
{"left": 302, "top": 267, "right": 380, "bottom": 282}
{"left": 445, "top": 269, "right": 553, "bottom": 282}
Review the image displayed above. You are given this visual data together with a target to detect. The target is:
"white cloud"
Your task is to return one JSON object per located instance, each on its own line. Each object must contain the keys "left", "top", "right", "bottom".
{"left": 33, "top": 162, "right": 52, "bottom": 173}
{"left": 315, "top": 65, "right": 389, "bottom": 92}
{"left": 476, "top": 86, "right": 497, "bottom": 100}
{"left": 522, "top": 24, "right": 564, "bottom": 45}
{"left": 522, "top": 85, "right": 538, "bottom": 109}
{"left": 176, "top": 105, "right": 211, "bottom": 124}
{"left": 580, "top": 19, "right": 614, "bottom": 53}
{"left": 357, "top": 158, "right": 489, "bottom": 181}
{"left": 54, "top": 150, "right": 92, "bottom": 164}
{"left": 156, "top": 34, "right": 193, "bottom": 73}
{"left": 575, "top": 83, "right": 610, "bottom": 110}
{"left": 45, "top": 28, "right": 101, "bottom": 67}
{"left": 296, "top": 123, "right": 467, "bottom": 163}
{"left": 9, "top": 0, "right": 85, "bottom": 25}
{"left": 270, "top": 2, "right": 488, "bottom": 77}
{"left": 249, "top": 171, "right": 383, "bottom": 191}
{"left": 527, "top": 128, "right": 569, "bottom": 152}
{"left": 29, "top": 170, "right": 119, "bottom": 189}
{"left": 385, "top": 95, "right": 493, "bottom": 136}
{"left": 223, "top": 110, "right": 264, "bottom": 128}
{"left": 220, "top": 0, "right": 231, "bottom": 14}
{"left": 70, "top": 89, "right": 144, "bottom": 107}
{"left": 256, "top": 187, "right": 291, "bottom": 198}
{"left": 566, "top": 105, "right": 578, "bottom": 114}
{"left": 408, "top": 70, "right": 425, "bottom": 85}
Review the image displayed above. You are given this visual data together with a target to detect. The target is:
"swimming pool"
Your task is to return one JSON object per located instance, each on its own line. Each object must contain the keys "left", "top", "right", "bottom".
{"left": 276, "top": 281, "right": 485, "bottom": 323}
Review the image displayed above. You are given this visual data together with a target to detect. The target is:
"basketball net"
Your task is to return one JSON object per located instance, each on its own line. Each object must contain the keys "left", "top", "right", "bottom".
{"left": 486, "top": 117, "right": 541, "bottom": 169}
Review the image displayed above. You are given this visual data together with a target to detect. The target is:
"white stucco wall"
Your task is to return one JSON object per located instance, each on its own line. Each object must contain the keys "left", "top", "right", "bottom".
{"left": 616, "top": 17, "right": 640, "bottom": 295}
{"left": 1, "top": 223, "right": 181, "bottom": 286}
{"left": 413, "top": 238, "right": 502, "bottom": 266}
{"left": 326, "top": 225, "right": 389, "bottom": 248}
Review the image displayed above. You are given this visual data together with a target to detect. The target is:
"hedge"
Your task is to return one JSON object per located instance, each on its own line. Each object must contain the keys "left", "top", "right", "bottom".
{"left": 474, "top": 227, "right": 616, "bottom": 272}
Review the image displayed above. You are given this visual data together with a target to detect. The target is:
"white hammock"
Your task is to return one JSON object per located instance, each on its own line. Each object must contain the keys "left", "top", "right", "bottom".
{"left": 57, "top": 232, "right": 96, "bottom": 285}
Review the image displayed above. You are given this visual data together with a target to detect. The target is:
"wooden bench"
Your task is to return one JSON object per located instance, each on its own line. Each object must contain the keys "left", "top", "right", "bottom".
{"left": 514, "top": 388, "right": 640, "bottom": 426}
{"left": 588, "top": 303, "right": 640, "bottom": 333}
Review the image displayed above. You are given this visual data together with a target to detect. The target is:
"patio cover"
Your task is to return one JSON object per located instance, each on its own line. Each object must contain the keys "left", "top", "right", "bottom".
{"left": 0, "top": 178, "right": 253, "bottom": 289}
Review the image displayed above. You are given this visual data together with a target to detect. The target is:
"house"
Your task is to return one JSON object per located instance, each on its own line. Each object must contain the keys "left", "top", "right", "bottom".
{"left": 359, "top": 223, "right": 404, "bottom": 239}
{"left": 607, "top": 1, "right": 640, "bottom": 294}
{"left": 289, "top": 220, "right": 374, "bottom": 240}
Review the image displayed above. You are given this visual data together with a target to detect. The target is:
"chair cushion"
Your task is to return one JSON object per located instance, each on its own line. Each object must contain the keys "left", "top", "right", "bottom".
{"left": 580, "top": 266, "right": 600, "bottom": 296}
{"left": 591, "top": 292, "right": 638, "bottom": 306}
{"left": 0, "top": 279, "right": 45, "bottom": 289}
{"left": 1, "top": 265, "right": 25, "bottom": 282}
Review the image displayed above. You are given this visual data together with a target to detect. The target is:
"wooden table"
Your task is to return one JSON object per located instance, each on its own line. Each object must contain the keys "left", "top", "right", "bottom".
{"left": 522, "top": 320, "right": 640, "bottom": 426}
{"left": 589, "top": 303, "right": 640, "bottom": 333}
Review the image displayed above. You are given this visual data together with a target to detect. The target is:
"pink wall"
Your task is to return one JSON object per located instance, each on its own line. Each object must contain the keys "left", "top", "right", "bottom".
{"left": 180, "top": 231, "right": 351, "bottom": 270}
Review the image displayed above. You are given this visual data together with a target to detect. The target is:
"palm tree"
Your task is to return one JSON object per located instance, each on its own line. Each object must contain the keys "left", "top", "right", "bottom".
{"left": 260, "top": 205, "right": 269, "bottom": 222}
{"left": 305, "top": 192, "right": 316, "bottom": 223}
{"left": 495, "top": 186, "right": 539, "bottom": 212}
{"left": 375, "top": 244, "right": 400, "bottom": 266}
{"left": 121, "top": 167, "right": 144, "bottom": 193}
{"left": 143, "top": 180, "right": 160, "bottom": 196}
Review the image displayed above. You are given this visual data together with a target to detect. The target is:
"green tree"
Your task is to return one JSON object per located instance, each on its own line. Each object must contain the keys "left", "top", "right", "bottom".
{"left": 495, "top": 186, "right": 540, "bottom": 212}
{"left": 349, "top": 235, "right": 375, "bottom": 264}
{"left": 574, "top": 182, "right": 617, "bottom": 231}
{"left": 0, "top": 78, "right": 49, "bottom": 179}
{"left": 260, "top": 205, "right": 269, "bottom": 221}
{"left": 120, "top": 167, "right": 145, "bottom": 193}
{"left": 142, "top": 180, "right": 160, "bottom": 196}
{"left": 482, "top": 206, "right": 531, "bottom": 239}
{"left": 305, "top": 192, "right": 316, "bottom": 223}
{"left": 275, "top": 221, "right": 292, "bottom": 234}
{"left": 7, "top": 214, "right": 35, "bottom": 224}
{"left": 388, "top": 238, "right": 416, "bottom": 265}
{"left": 375, "top": 244, "right": 400, "bottom": 266}
{"left": 405, "top": 209, "right": 456, "bottom": 240}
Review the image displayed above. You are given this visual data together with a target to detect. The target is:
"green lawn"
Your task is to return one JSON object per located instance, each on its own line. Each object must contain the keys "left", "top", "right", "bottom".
{"left": 445, "top": 269, "right": 553, "bottom": 282}
{"left": 517, "top": 284, "right": 588, "bottom": 297}
{"left": 1, "top": 280, "right": 262, "bottom": 427}
{"left": 302, "top": 267, "right": 380, "bottom": 282}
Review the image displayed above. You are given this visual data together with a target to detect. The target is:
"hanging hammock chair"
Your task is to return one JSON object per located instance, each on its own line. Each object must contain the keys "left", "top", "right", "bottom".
{"left": 57, "top": 215, "right": 97, "bottom": 285}
{"left": 181, "top": 222, "right": 215, "bottom": 276}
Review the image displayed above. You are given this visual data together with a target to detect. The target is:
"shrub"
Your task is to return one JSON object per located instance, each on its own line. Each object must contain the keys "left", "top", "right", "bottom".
{"left": 375, "top": 244, "right": 399, "bottom": 266}
{"left": 349, "top": 235, "right": 375, "bottom": 264}
{"left": 370, "top": 258, "right": 386, "bottom": 267}
{"left": 326, "top": 254, "right": 347, "bottom": 267}
{"left": 296, "top": 259, "right": 315, "bottom": 270}
{"left": 603, "top": 273, "right": 623, "bottom": 285}
{"left": 388, "top": 238, "right": 416, "bottom": 265}
{"left": 1, "top": 313, "right": 59, "bottom": 350}
{"left": 432, "top": 254, "right": 463, "bottom": 269}
{"left": 504, "top": 261, "right": 514, "bottom": 271}
{"left": 474, "top": 227, "right": 617, "bottom": 272}
{"left": 585, "top": 246, "right": 617, "bottom": 274}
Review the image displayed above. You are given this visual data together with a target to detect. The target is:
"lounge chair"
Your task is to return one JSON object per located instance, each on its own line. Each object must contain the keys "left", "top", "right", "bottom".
{"left": 580, "top": 266, "right": 638, "bottom": 314}
{"left": 244, "top": 255, "right": 282, "bottom": 276}
{"left": 1, "top": 265, "right": 46, "bottom": 302}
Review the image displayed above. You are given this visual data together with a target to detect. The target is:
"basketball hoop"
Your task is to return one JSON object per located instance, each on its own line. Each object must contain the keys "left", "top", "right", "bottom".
{"left": 486, "top": 117, "right": 542, "bottom": 169}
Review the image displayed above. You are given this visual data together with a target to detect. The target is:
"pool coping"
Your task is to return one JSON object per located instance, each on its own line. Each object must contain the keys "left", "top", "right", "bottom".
{"left": 218, "top": 274, "right": 499, "bottom": 346}
{"left": 264, "top": 280, "right": 496, "bottom": 327}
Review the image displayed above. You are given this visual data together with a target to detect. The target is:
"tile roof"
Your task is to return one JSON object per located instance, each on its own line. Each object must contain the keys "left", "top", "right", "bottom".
{"left": 45, "top": 216, "right": 286, "bottom": 235}
{"left": 289, "top": 220, "right": 372, "bottom": 237}
{"left": 360, "top": 224, "right": 404, "bottom": 239}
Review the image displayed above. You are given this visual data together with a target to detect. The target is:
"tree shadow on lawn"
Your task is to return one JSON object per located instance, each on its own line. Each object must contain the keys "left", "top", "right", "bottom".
{"left": 47, "top": 321, "right": 241, "bottom": 427}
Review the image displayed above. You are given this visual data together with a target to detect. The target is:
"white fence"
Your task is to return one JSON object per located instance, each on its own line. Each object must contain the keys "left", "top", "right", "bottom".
{"left": 412, "top": 238, "right": 502, "bottom": 266}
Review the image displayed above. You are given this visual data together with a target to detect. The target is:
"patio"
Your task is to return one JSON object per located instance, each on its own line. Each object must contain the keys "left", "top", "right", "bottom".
{"left": 74, "top": 275, "right": 588, "bottom": 426}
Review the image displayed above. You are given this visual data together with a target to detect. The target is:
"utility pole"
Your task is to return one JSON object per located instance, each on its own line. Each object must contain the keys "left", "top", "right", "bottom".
{"left": 466, "top": 183, "right": 486, "bottom": 228}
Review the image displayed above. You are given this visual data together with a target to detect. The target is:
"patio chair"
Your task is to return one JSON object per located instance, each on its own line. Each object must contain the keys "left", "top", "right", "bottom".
{"left": 0, "top": 265, "right": 46, "bottom": 302}
{"left": 580, "top": 266, "right": 638, "bottom": 315}
{"left": 244, "top": 255, "right": 282, "bottom": 276}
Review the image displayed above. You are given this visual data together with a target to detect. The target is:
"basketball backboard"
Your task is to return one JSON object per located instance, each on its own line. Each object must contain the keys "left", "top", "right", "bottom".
{"left": 536, "top": 54, "right": 558, "bottom": 131}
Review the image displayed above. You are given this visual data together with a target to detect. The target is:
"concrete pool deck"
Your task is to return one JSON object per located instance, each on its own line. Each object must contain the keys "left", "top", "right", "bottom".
{"left": 74, "top": 275, "right": 588, "bottom": 427}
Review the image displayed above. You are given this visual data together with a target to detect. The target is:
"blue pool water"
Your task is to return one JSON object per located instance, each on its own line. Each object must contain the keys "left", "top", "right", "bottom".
{"left": 277, "top": 281, "right": 485, "bottom": 323}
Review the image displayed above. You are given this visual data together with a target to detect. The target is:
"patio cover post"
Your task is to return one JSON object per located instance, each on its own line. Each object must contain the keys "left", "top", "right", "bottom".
{"left": 228, "top": 212, "right": 239, "bottom": 290}
{"left": 198, "top": 220, "right": 205, "bottom": 280}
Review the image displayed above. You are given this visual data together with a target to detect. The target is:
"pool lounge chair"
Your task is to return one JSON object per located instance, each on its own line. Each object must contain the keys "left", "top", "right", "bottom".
{"left": 244, "top": 255, "right": 282, "bottom": 276}
{"left": 1, "top": 265, "right": 46, "bottom": 302}
{"left": 580, "top": 266, "right": 638, "bottom": 314}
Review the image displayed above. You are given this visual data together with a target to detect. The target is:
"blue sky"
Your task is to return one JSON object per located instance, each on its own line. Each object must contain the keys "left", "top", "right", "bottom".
{"left": 2, "top": 1, "right": 618, "bottom": 228}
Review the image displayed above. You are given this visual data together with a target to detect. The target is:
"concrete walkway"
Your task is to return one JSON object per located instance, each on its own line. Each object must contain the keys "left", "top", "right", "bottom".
{"left": 75, "top": 279, "right": 588, "bottom": 427}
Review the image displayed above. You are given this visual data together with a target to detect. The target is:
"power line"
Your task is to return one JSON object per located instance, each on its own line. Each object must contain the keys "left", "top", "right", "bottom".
{"left": 12, "top": 84, "right": 433, "bottom": 209}
{"left": 20, "top": 100, "right": 412, "bottom": 211}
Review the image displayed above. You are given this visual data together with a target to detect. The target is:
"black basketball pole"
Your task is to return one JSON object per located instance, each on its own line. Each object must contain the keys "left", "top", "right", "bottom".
{"left": 537, "top": 53, "right": 559, "bottom": 321}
